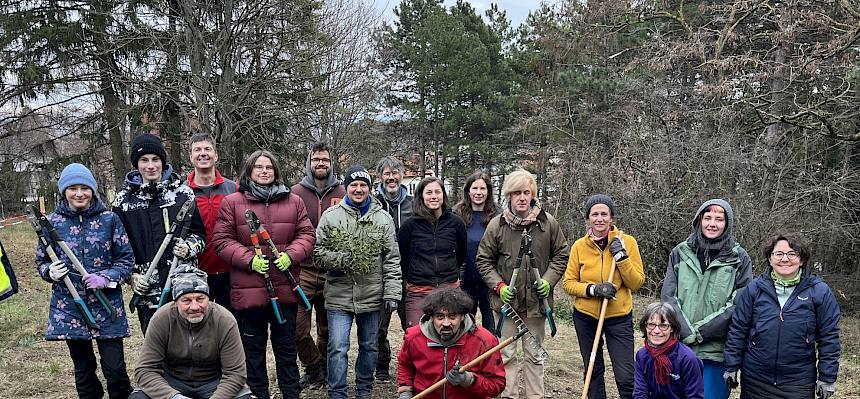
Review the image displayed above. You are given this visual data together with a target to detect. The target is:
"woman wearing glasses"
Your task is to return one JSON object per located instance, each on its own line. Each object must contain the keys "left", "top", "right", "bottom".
{"left": 723, "top": 233, "right": 841, "bottom": 399}
{"left": 634, "top": 302, "right": 704, "bottom": 398}
{"left": 660, "top": 199, "right": 752, "bottom": 399}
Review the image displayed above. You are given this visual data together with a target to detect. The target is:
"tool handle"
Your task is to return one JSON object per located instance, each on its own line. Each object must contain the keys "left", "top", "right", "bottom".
{"left": 413, "top": 335, "right": 519, "bottom": 399}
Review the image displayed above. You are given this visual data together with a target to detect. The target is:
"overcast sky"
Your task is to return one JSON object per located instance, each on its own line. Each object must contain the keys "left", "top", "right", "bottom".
{"left": 372, "top": 0, "right": 550, "bottom": 28}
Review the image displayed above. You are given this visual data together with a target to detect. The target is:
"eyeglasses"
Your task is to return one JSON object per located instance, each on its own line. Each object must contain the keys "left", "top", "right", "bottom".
{"left": 311, "top": 157, "right": 331, "bottom": 164}
{"left": 646, "top": 322, "right": 671, "bottom": 332}
{"left": 771, "top": 251, "right": 799, "bottom": 260}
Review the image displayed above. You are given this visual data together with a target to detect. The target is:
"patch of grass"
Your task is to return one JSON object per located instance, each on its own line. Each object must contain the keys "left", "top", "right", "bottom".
{"left": 16, "top": 334, "right": 38, "bottom": 348}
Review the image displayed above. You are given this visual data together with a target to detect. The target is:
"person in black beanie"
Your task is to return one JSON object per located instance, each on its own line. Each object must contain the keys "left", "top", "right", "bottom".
{"left": 112, "top": 133, "right": 206, "bottom": 334}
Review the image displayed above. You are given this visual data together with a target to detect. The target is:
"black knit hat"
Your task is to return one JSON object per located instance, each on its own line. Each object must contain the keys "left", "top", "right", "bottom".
{"left": 129, "top": 134, "right": 169, "bottom": 167}
{"left": 343, "top": 165, "right": 372, "bottom": 187}
{"left": 584, "top": 194, "right": 616, "bottom": 218}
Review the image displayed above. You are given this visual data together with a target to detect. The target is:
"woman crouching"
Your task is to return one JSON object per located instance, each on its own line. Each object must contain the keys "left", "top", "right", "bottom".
{"left": 634, "top": 302, "right": 704, "bottom": 399}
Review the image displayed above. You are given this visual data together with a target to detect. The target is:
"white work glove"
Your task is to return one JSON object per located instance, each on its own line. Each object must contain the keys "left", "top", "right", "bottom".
{"left": 172, "top": 238, "right": 192, "bottom": 260}
{"left": 129, "top": 273, "right": 150, "bottom": 296}
{"left": 48, "top": 260, "right": 69, "bottom": 282}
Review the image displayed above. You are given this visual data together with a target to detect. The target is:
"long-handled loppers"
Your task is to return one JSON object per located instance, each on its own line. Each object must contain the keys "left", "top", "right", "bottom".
{"left": 496, "top": 228, "right": 529, "bottom": 337}
{"left": 156, "top": 200, "right": 198, "bottom": 309}
{"left": 245, "top": 209, "right": 287, "bottom": 324}
{"left": 245, "top": 210, "right": 312, "bottom": 311}
{"left": 29, "top": 205, "right": 116, "bottom": 322}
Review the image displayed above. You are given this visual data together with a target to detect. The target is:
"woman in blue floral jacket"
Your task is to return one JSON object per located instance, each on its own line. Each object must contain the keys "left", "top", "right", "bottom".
{"left": 35, "top": 163, "right": 135, "bottom": 399}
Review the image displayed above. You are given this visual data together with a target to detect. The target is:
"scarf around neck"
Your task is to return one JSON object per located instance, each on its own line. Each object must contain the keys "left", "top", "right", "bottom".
{"left": 503, "top": 199, "right": 542, "bottom": 228}
{"left": 645, "top": 336, "right": 678, "bottom": 385}
{"left": 772, "top": 268, "right": 802, "bottom": 287}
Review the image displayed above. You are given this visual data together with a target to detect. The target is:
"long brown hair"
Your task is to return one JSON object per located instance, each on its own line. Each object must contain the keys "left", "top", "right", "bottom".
{"left": 413, "top": 177, "right": 448, "bottom": 222}
{"left": 454, "top": 171, "right": 498, "bottom": 227}
{"left": 241, "top": 150, "right": 283, "bottom": 186}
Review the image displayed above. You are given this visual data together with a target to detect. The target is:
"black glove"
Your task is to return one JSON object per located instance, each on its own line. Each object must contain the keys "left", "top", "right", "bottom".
{"left": 723, "top": 370, "right": 738, "bottom": 389}
{"left": 610, "top": 236, "right": 628, "bottom": 262}
{"left": 384, "top": 299, "right": 399, "bottom": 314}
{"left": 589, "top": 282, "right": 617, "bottom": 299}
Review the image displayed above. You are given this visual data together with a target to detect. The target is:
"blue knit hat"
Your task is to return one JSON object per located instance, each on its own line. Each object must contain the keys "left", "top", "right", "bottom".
{"left": 58, "top": 163, "right": 98, "bottom": 194}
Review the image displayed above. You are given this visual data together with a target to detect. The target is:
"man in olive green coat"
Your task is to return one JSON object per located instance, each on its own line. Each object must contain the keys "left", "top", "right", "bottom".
{"left": 476, "top": 169, "right": 569, "bottom": 399}
{"left": 314, "top": 165, "right": 402, "bottom": 399}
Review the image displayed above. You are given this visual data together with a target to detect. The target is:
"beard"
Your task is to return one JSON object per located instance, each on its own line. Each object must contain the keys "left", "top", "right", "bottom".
{"left": 313, "top": 167, "right": 330, "bottom": 180}
{"left": 439, "top": 326, "right": 455, "bottom": 341}
{"left": 184, "top": 313, "right": 205, "bottom": 324}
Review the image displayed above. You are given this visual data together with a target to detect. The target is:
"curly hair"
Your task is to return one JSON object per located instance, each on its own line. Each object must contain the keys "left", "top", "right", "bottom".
{"left": 421, "top": 287, "right": 474, "bottom": 317}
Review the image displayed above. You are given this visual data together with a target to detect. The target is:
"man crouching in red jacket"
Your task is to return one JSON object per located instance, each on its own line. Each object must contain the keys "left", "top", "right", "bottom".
{"left": 397, "top": 287, "right": 505, "bottom": 399}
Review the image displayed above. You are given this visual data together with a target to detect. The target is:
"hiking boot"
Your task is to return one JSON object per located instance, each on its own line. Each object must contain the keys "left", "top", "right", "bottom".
{"left": 299, "top": 364, "right": 325, "bottom": 389}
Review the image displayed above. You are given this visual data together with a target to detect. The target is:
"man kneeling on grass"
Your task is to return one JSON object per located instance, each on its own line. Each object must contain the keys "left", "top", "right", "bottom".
{"left": 131, "top": 266, "right": 252, "bottom": 399}
{"left": 396, "top": 287, "right": 505, "bottom": 399}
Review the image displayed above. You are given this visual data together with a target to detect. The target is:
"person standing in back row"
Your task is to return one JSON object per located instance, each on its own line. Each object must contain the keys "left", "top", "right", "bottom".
{"left": 374, "top": 156, "right": 413, "bottom": 382}
{"left": 661, "top": 199, "right": 752, "bottom": 399}
{"left": 291, "top": 142, "right": 345, "bottom": 390}
{"left": 187, "top": 133, "right": 238, "bottom": 311}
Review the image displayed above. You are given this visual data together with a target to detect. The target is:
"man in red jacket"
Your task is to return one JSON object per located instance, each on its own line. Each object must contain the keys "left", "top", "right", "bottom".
{"left": 187, "top": 133, "right": 237, "bottom": 310}
{"left": 397, "top": 287, "right": 505, "bottom": 399}
{"left": 290, "top": 142, "right": 345, "bottom": 389}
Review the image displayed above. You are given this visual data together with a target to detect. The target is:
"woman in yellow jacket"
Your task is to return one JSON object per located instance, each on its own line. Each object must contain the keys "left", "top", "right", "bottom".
{"left": 563, "top": 194, "right": 645, "bottom": 399}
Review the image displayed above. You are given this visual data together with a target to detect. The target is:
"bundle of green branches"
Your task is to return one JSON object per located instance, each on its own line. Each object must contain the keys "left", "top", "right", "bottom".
{"left": 320, "top": 222, "right": 388, "bottom": 275}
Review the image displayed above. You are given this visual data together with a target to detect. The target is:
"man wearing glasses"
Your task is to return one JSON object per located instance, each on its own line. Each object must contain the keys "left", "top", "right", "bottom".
{"left": 291, "top": 142, "right": 345, "bottom": 389}
{"left": 660, "top": 199, "right": 752, "bottom": 399}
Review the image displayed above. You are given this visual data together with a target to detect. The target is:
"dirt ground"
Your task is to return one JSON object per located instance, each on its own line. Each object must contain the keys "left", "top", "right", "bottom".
{"left": 2, "top": 224, "right": 860, "bottom": 398}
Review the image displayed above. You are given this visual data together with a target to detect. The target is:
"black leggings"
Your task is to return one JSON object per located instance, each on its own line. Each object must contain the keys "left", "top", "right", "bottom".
{"left": 66, "top": 338, "right": 132, "bottom": 399}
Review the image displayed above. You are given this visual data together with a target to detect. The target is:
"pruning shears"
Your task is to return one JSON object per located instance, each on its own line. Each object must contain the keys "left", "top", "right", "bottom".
{"left": 496, "top": 228, "right": 529, "bottom": 337}
{"left": 245, "top": 209, "right": 287, "bottom": 324}
{"left": 245, "top": 210, "right": 312, "bottom": 311}
{"left": 29, "top": 205, "right": 116, "bottom": 322}
{"left": 156, "top": 201, "right": 197, "bottom": 309}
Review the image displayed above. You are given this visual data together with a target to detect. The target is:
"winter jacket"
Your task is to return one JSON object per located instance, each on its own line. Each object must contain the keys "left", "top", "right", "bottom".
{"left": 633, "top": 342, "right": 704, "bottom": 399}
{"left": 476, "top": 210, "right": 569, "bottom": 319}
{"left": 562, "top": 226, "right": 645, "bottom": 319}
{"left": 135, "top": 301, "right": 246, "bottom": 399}
{"left": 188, "top": 170, "right": 237, "bottom": 275}
{"left": 0, "top": 239, "right": 18, "bottom": 302}
{"left": 724, "top": 268, "right": 841, "bottom": 386}
{"left": 397, "top": 210, "right": 467, "bottom": 286}
{"left": 212, "top": 187, "right": 315, "bottom": 310}
{"left": 376, "top": 185, "right": 413, "bottom": 233}
{"left": 314, "top": 198, "right": 402, "bottom": 313}
{"left": 35, "top": 198, "right": 134, "bottom": 340}
{"left": 456, "top": 209, "right": 499, "bottom": 295}
{"left": 112, "top": 167, "right": 206, "bottom": 308}
{"left": 291, "top": 164, "right": 344, "bottom": 285}
{"left": 660, "top": 240, "right": 752, "bottom": 362}
{"left": 397, "top": 314, "right": 505, "bottom": 399}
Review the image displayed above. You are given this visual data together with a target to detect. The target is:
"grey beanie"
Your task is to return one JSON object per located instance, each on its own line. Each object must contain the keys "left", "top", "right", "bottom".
{"left": 170, "top": 265, "right": 210, "bottom": 300}
{"left": 584, "top": 194, "right": 616, "bottom": 218}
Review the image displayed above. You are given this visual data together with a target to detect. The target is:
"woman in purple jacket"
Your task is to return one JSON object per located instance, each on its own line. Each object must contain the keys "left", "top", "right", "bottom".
{"left": 634, "top": 302, "right": 704, "bottom": 399}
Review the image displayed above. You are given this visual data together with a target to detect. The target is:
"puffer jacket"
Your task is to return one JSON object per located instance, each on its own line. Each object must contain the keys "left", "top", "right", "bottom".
{"left": 563, "top": 226, "right": 645, "bottom": 319}
{"left": 724, "top": 268, "right": 841, "bottom": 386}
{"left": 661, "top": 240, "right": 752, "bottom": 362}
{"left": 397, "top": 210, "right": 467, "bottom": 286}
{"left": 476, "top": 209, "right": 569, "bottom": 319}
{"left": 397, "top": 314, "right": 505, "bottom": 399}
{"left": 314, "top": 198, "right": 402, "bottom": 313}
{"left": 188, "top": 170, "right": 237, "bottom": 275}
{"left": 112, "top": 166, "right": 206, "bottom": 308}
{"left": 35, "top": 198, "right": 134, "bottom": 340}
{"left": 212, "top": 187, "right": 315, "bottom": 310}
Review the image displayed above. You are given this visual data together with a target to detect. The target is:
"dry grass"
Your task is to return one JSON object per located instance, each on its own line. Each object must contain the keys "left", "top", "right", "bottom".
{"left": 2, "top": 224, "right": 859, "bottom": 398}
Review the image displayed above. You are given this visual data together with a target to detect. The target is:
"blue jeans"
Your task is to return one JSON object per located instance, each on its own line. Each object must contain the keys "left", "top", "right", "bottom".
{"left": 703, "top": 360, "right": 729, "bottom": 399}
{"left": 327, "top": 309, "right": 380, "bottom": 399}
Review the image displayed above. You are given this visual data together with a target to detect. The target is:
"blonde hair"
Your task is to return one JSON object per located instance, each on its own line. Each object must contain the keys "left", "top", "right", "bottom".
{"left": 502, "top": 169, "right": 537, "bottom": 198}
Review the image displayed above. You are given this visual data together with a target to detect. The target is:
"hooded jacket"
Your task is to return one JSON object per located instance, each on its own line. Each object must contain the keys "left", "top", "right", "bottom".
{"left": 397, "top": 209, "right": 467, "bottom": 286}
{"left": 211, "top": 183, "right": 315, "bottom": 310}
{"left": 291, "top": 154, "right": 345, "bottom": 280}
{"left": 724, "top": 266, "right": 840, "bottom": 386}
{"left": 187, "top": 170, "right": 237, "bottom": 275}
{"left": 135, "top": 301, "right": 246, "bottom": 399}
{"left": 563, "top": 225, "right": 645, "bottom": 319}
{"left": 476, "top": 209, "right": 569, "bottom": 319}
{"left": 112, "top": 166, "right": 206, "bottom": 308}
{"left": 376, "top": 185, "right": 414, "bottom": 233}
{"left": 660, "top": 199, "right": 752, "bottom": 362}
{"left": 397, "top": 314, "right": 505, "bottom": 399}
{"left": 36, "top": 198, "right": 134, "bottom": 340}
{"left": 314, "top": 198, "right": 402, "bottom": 313}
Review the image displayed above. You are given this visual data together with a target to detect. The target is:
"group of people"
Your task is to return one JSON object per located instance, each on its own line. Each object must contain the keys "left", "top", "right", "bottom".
{"left": 33, "top": 133, "right": 841, "bottom": 399}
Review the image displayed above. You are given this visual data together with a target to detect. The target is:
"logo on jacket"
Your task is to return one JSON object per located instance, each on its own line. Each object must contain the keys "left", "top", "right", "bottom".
{"left": 797, "top": 296, "right": 809, "bottom": 301}
{"left": 670, "top": 373, "right": 680, "bottom": 381}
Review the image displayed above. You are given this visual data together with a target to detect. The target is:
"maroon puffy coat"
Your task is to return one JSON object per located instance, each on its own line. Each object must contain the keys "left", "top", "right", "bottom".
{"left": 212, "top": 190, "right": 316, "bottom": 310}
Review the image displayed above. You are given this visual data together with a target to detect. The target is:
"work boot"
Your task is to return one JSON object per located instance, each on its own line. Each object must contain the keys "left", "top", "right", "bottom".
{"left": 299, "top": 364, "right": 325, "bottom": 389}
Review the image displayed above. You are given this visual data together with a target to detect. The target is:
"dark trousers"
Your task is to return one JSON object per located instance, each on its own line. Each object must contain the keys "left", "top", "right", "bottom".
{"left": 237, "top": 304, "right": 300, "bottom": 399}
{"left": 136, "top": 306, "right": 157, "bottom": 336}
{"left": 573, "top": 310, "right": 634, "bottom": 399}
{"left": 296, "top": 277, "right": 327, "bottom": 369}
{"left": 376, "top": 285, "right": 406, "bottom": 376}
{"left": 129, "top": 373, "right": 253, "bottom": 399}
{"left": 66, "top": 338, "right": 132, "bottom": 399}
{"left": 463, "top": 285, "right": 495, "bottom": 331}
{"left": 207, "top": 272, "right": 234, "bottom": 313}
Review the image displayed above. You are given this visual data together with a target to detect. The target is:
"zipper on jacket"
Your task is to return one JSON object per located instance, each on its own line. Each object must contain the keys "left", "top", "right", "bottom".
{"left": 443, "top": 346, "right": 449, "bottom": 399}
{"left": 433, "top": 221, "right": 439, "bottom": 285}
{"left": 187, "top": 321, "right": 195, "bottom": 377}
